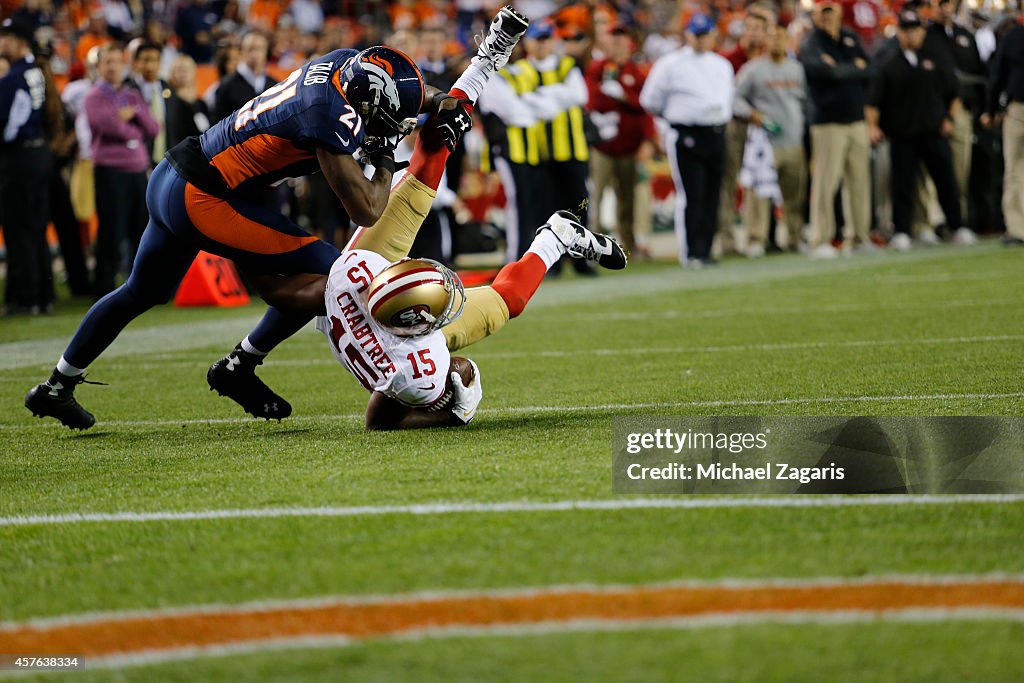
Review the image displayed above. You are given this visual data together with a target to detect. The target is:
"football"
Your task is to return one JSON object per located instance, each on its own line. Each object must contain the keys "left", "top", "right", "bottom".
{"left": 449, "top": 356, "right": 475, "bottom": 387}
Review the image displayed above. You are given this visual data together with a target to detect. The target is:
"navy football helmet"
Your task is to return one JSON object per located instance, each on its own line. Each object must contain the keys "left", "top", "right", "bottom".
{"left": 338, "top": 46, "right": 424, "bottom": 140}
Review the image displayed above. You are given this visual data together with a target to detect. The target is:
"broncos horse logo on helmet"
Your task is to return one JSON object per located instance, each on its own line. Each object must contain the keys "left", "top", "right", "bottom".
{"left": 338, "top": 46, "right": 424, "bottom": 140}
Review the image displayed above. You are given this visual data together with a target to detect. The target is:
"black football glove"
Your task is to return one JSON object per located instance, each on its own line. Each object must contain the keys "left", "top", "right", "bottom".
{"left": 424, "top": 97, "right": 474, "bottom": 152}
{"left": 360, "top": 135, "right": 410, "bottom": 174}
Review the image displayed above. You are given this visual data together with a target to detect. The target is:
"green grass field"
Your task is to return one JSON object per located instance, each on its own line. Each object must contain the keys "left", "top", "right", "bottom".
{"left": 2, "top": 241, "right": 1023, "bottom": 681}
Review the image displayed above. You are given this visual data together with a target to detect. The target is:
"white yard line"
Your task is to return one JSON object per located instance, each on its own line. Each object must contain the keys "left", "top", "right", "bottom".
{"left": 2, "top": 391, "right": 1022, "bottom": 430}
{"left": 1, "top": 493, "right": 1022, "bottom": 529}
{"left": 72, "top": 333, "right": 1024, "bottom": 369}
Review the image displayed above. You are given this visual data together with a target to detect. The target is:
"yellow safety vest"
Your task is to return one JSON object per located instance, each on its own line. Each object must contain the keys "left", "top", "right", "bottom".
{"left": 499, "top": 56, "right": 589, "bottom": 165}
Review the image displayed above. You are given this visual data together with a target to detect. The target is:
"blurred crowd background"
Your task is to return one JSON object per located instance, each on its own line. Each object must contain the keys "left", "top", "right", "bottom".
{"left": 0, "top": 0, "right": 1022, "bottom": 313}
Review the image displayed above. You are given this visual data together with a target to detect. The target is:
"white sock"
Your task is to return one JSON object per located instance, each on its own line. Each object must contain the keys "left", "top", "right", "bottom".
{"left": 452, "top": 62, "right": 490, "bottom": 103}
{"left": 56, "top": 356, "right": 84, "bottom": 377}
{"left": 527, "top": 229, "right": 566, "bottom": 269}
{"left": 240, "top": 337, "right": 267, "bottom": 356}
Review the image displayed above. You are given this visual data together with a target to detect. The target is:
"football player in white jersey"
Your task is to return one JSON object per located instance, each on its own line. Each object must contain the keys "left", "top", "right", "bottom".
{"left": 214, "top": 6, "right": 627, "bottom": 429}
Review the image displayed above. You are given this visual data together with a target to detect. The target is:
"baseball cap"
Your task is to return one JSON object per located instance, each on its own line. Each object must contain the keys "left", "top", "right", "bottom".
{"left": 525, "top": 22, "right": 554, "bottom": 40}
{"left": 898, "top": 9, "right": 923, "bottom": 28}
{"left": 814, "top": 0, "right": 840, "bottom": 9}
{"left": 0, "top": 18, "right": 35, "bottom": 43}
{"left": 687, "top": 13, "right": 715, "bottom": 36}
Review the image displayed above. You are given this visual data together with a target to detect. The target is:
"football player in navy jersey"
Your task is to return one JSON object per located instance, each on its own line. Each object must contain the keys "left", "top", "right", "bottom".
{"left": 25, "top": 7, "right": 532, "bottom": 429}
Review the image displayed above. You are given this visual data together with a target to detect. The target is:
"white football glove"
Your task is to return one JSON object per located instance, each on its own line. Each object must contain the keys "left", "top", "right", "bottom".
{"left": 599, "top": 79, "right": 626, "bottom": 100}
{"left": 450, "top": 359, "right": 482, "bottom": 424}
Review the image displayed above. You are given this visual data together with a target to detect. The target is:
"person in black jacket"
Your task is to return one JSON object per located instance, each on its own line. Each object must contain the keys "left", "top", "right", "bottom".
{"left": 798, "top": 0, "right": 874, "bottom": 257}
{"left": 982, "top": 14, "right": 1024, "bottom": 245}
{"left": 0, "top": 18, "right": 54, "bottom": 315}
{"left": 166, "top": 53, "right": 210, "bottom": 148}
{"left": 212, "top": 30, "right": 275, "bottom": 123}
{"left": 866, "top": 9, "right": 962, "bottom": 251}
{"left": 928, "top": 0, "right": 986, "bottom": 229}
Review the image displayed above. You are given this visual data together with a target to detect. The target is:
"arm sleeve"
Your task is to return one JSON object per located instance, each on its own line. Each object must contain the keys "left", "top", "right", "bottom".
{"left": 639, "top": 58, "right": 668, "bottom": 116}
{"left": 131, "top": 92, "right": 161, "bottom": 140}
{"left": 732, "top": 62, "right": 756, "bottom": 119}
{"left": 84, "top": 90, "right": 144, "bottom": 142}
{"left": 585, "top": 61, "right": 612, "bottom": 111}
{"left": 865, "top": 64, "right": 885, "bottom": 109}
{"left": 0, "top": 78, "right": 14, "bottom": 133}
{"left": 478, "top": 77, "right": 536, "bottom": 127}
{"left": 303, "top": 97, "right": 364, "bottom": 155}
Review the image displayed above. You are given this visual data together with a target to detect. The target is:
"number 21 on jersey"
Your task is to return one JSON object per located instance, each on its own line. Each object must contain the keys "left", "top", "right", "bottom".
{"left": 234, "top": 69, "right": 302, "bottom": 131}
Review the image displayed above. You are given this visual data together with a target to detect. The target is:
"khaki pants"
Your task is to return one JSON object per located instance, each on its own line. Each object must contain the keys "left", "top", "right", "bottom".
{"left": 69, "top": 158, "right": 95, "bottom": 223}
{"left": 717, "top": 119, "right": 748, "bottom": 245}
{"left": 590, "top": 148, "right": 638, "bottom": 253}
{"left": 744, "top": 145, "right": 807, "bottom": 248}
{"left": 346, "top": 173, "right": 512, "bottom": 351}
{"left": 1004, "top": 102, "right": 1024, "bottom": 240}
{"left": 809, "top": 121, "right": 871, "bottom": 247}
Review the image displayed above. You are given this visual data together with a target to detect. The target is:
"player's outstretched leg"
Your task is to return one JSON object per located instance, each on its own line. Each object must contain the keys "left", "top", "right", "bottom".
{"left": 537, "top": 211, "right": 628, "bottom": 270}
{"left": 443, "top": 211, "right": 627, "bottom": 351}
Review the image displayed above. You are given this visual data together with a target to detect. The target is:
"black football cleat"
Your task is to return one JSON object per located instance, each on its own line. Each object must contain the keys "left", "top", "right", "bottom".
{"left": 539, "top": 210, "right": 629, "bottom": 270}
{"left": 473, "top": 5, "right": 530, "bottom": 74}
{"left": 25, "top": 373, "right": 98, "bottom": 430}
{"left": 207, "top": 346, "right": 292, "bottom": 420}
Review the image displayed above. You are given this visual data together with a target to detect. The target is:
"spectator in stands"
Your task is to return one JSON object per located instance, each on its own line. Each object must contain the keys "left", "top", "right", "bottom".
{"left": 124, "top": 40, "right": 170, "bottom": 166}
{"left": 734, "top": 24, "right": 808, "bottom": 256}
{"left": 983, "top": 7, "right": 1024, "bottom": 246}
{"left": 84, "top": 42, "right": 158, "bottom": 298}
{"left": 213, "top": 29, "right": 274, "bottom": 123}
{"left": 166, "top": 54, "right": 210, "bottom": 148}
{"left": 62, "top": 47, "right": 99, "bottom": 251}
{"left": 175, "top": 0, "right": 218, "bottom": 64}
{"left": 799, "top": 0, "right": 873, "bottom": 258}
{"left": 585, "top": 22, "right": 653, "bottom": 256}
{"left": 866, "top": 9, "right": 962, "bottom": 252}
{"left": 0, "top": 18, "right": 54, "bottom": 315}
{"left": 641, "top": 14, "right": 734, "bottom": 267}
{"left": 202, "top": 41, "right": 239, "bottom": 112}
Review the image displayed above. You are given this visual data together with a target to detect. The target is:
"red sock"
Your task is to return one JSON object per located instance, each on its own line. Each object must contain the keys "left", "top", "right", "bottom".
{"left": 408, "top": 88, "right": 474, "bottom": 190}
{"left": 490, "top": 253, "right": 547, "bottom": 319}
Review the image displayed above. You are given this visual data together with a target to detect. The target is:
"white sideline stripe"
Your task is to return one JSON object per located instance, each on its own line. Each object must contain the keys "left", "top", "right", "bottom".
{"left": 2, "top": 494, "right": 1022, "bottom": 529}
{"left": 2, "top": 391, "right": 1023, "bottom": 430}
{"left": 3, "top": 572, "right": 1021, "bottom": 632}
{"left": 6, "top": 608, "right": 1023, "bottom": 674}
{"left": 82, "top": 333, "right": 1024, "bottom": 368}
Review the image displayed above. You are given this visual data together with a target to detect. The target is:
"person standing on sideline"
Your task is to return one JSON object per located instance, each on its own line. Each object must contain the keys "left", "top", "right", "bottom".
{"left": 124, "top": 40, "right": 171, "bottom": 167}
{"left": 213, "top": 30, "right": 275, "bottom": 123}
{"left": 928, "top": 0, "right": 986, "bottom": 239}
{"left": 719, "top": 5, "right": 774, "bottom": 254}
{"left": 866, "top": 9, "right": 962, "bottom": 252}
{"left": 640, "top": 14, "right": 734, "bottom": 267}
{"left": 585, "top": 22, "right": 654, "bottom": 257}
{"left": 84, "top": 42, "right": 159, "bottom": 298}
{"left": 798, "top": 0, "right": 873, "bottom": 257}
{"left": 982, "top": 9, "right": 1024, "bottom": 246}
{"left": 0, "top": 18, "right": 54, "bottom": 315}
{"left": 733, "top": 24, "right": 808, "bottom": 256}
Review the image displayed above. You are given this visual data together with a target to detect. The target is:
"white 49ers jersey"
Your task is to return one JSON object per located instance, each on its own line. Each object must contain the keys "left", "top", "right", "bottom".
{"left": 316, "top": 249, "right": 450, "bottom": 407}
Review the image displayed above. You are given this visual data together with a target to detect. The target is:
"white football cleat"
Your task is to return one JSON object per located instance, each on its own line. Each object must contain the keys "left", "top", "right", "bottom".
{"left": 953, "top": 226, "right": 978, "bottom": 245}
{"left": 889, "top": 232, "right": 912, "bottom": 252}
{"left": 473, "top": 5, "right": 529, "bottom": 73}
{"left": 917, "top": 229, "right": 940, "bottom": 245}
{"left": 538, "top": 210, "right": 627, "bottom": 270}
{"left": 809, "top": 243, "right": 839, "bottom": 260}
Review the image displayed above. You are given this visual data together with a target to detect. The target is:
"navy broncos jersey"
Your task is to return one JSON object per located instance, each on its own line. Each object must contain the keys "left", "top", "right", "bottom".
{"left": 167, "top": 49, "right": 366, "bottom": 196}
